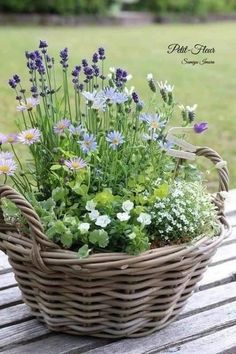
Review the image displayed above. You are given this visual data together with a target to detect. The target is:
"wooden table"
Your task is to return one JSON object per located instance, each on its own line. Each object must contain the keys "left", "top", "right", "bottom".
{"left": 1, "top": 192, "right": 236, "bottom": 354}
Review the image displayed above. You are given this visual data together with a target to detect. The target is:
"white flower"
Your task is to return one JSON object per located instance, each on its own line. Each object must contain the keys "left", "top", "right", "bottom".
{"left": 165, "top": 84, "right": 174, "bottom": 93}
{"left": 17, "top": 97, "right": 40, "bottom": 112}
{"left": 157, "top": 80, "right": 174, "bottom": 92}
{"left": 186, "top": 104, "right": 197, "bottom": 112}
{"left": 215, "top": 160, "right": 227, "bottom": 169}
{"left": 95, "top": 215, "right": 111, "bottom": 228}
{"left": 109, "top": 67, "right": 115, "bottom": 73}
{"left": 88, "top": 209, "right": 100, "bottom": 221}
{"left": 147, "top": 73, "right": 153, "bottom": 81}
{"left": 122, "top": 200, "right": 134, "bottom": 212}
{"left": 117, "top": 212, "right": 130, "bottom": 222}
{"left": 124, "top": 86, "right": 135, "bottom": 96}
{"left": 86, "top": 200, "right": 97, "bottom": 211}
{"left": 78, "top": 223, "right": 90, "bottom": 234}
{"left": 137, "top": 212, "right": 152, "bottom": 226}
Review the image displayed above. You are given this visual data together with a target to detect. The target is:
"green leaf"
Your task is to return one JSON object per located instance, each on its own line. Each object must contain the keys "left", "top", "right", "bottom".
{"left": 52, "top": 187, "right": 66, "bottom": 202}
{"left": 78, "top": 244, "right": 90, "bottom": 259}
{"left": 89, "top": 229, "right": 109, "bottom": 248}
{"left": 50, "top": 165, "right": 62, "bottom": 171}
{"left": 61, "top": 231, "right": 73, "bottom": 248}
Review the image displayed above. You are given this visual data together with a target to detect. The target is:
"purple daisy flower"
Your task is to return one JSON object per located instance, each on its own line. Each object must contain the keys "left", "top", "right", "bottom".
{"left": 79, "top": 134, "right": 97, "bottom": 154}
{"left": 0, "top": 151, "right": 14, "bottom": 160}
{"left": 5, "top": 133, "right": 18, "bottom": 144}
{"left": 106, "top": 131, "right": 124, "bottom": 150}
{"left": 53, "top": 119, "right": 71, "bottom": 135}
{"left": 18, "top": 128, "right": 41, "bottom": 145}
{"left": 69, "top": 124, "right": 84, "bottom": 136}
{"left": 64, "top": 157, "right": 87, "bottom": 171}
{"left": 193, "top": 122, "right": 208, "bottom": 134}
{"left": 0, "top": 157, "right": 17, "bottom": 176}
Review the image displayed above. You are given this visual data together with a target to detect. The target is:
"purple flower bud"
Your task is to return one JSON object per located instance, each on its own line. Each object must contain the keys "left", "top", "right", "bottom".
{"left": 39, "top": 40, "right": 48, "bottom": 49}
{"left": 98, "top": 47, "right": 105, "bottom": 60}
{"left": 72, "top": 69, "right": 79, "bottom": 77}
{"left": 82, "top": 59, "right": 88, "bottom": 67}
{"left": 13, "top": 74, "right": 20, "bottom": 83}
{"left": 8, "top": 79, "right": 17, "bottom": 89}
{"left": 60, "top": 48, "right": 69, "bottom": 69}
{"left": 93, "top": 65, "right": 99, "bottom": 77}
{"left": 31, "top": 86, "right": 37, "bottom": 93}
{"left": 132, "top": 92, "right": 139, "bottom": 104}
{"left": 92, "top": 53, "right": 98, "bottom": 63}
{"left": 193, "top": 122, "right": 208, "bottom": 134}
{"left": 75, "top": 65, "right": 81, "bottom": 72}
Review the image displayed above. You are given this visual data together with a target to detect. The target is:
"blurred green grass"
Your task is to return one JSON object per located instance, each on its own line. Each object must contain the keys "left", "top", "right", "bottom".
{"left": 0, "top": 23, "right": 236, "bottom": 188}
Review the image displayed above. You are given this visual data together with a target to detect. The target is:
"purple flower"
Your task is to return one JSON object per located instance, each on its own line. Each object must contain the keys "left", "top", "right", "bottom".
{"left": 106, "top": 131, "right": 124, "bottom": 150}
{"left": 60, "top": 48, "right": 69, "bottom": 69}
{"left": 8, "top": 79, "right": 17, "bottom": 89}
{"left": 139, "top": 113, "right": 165, "bottom": 131}
{"left": 13, "top": 74, "right": 20, "bottom": 84}
{"left": 18, "top": 128, "right": 41, "bottom": 145}
{"left": 159, "top": 140, "right": 174, "bottom": 150}
{"left": 132, "top": 92, "right": 139, "bottom": 104}
{"left": 98, "top": 47, "right": 105, "bottom": 60}
{"left": 17, "top": 97, "right": 40, "bottom": 112}
{"left": 4, "top": 133, "right": 18, "bottom": 144}
{"left": 39, "top": 40, "right": 48, "bottom": 49}
{"left": 0, "top": 151, "right": 14, "bottom": 160}
{"left": 72, "top": 67, "right": 80, "bottom": 77}
{"left": 64, "top": 157, "right": 87, "bottom": 171}
{"left": 103, "top": 88, "right": 128, "bottom": 104}
{"left": 79, "top": 134, "right": 97, "bottom": 154}
{"left": 193, "top": 122, "right": 208, "bottom": 134}
{"left": 82, "top": 59, "right": 88, "bottom": 67}
{"left": 115, "top": 68, "right": 128, "bottom": 87}
{"left": 53, "top": 119, "right": 71, "bottom": 135}
{"left": 92, "top": 53, "right": 99, "bottom": 63}
{"left": 69, "top": 124, "right": 84, "bottom": 136}
{"left": 84, "top": 66, "right": 94, "bottom": 80}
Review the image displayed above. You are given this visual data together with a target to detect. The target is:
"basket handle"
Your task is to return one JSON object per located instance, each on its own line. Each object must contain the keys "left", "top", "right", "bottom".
{"left": 0, "top": 184, "right": 55, "bottom": 249}
{"left": 195, "top": 147, "right": 229, "bottom": 222}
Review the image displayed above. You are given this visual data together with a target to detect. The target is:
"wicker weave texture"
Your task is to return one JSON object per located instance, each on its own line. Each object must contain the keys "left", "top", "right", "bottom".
{"left": 0, "top": 147, "right": 231, "bottom": 338}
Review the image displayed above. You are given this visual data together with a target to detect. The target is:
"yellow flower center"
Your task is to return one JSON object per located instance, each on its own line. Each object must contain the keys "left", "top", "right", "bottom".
{"left": 25, "top": 133, "right": 34, "bottom": 140}
{"left": 58, "top": 123, "right": 66, "bottom": 129}
{"left": 71, "top": 161, "right": 81, "bottom": 169}
{"left": 112, "top": 138, "right": 119, "bottom": 145}
{"left": 7, "top": 137, "right": 15, "bottom": 143}
{"left": 0, "top": 165, "right": 10, "bottom": 173}
{"left": 151, "top": 122, "right": 158, "bottom": 129}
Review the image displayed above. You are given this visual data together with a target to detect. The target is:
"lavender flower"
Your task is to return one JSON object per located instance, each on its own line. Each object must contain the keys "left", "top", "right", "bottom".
{"left": 13, "top": 74, "right": 20, "bottom": 84}
{"left": 98, "top": 47, "right": 105, "bottom": 60}
{"left": 115, "top": 68, "right": 128, "bottom": 87}
{"left": 60, "top": 48, "right": 69, "bottom": 69}
{"left": 39, "top": 40, "right": 48, "bottom": 49}
{"left": 18, "top": 128, "right": 41, "bottom": 145}
{"left": 72, "top": 66, "right": 81, "bottom": 77}
{"left": 0, "top": 157, "right": 17, "bottom": 176}
{"left": 64, "top": 157, "right": 87, "bottom": 171}
{"left": 92, "top": 52, "right": 99, "bottom": 63}
{"left": 106, "top": 131, "right": 124, "bottom": 150}
{"left": 132, "top": 92, "right": 139, "bottom": 104}
{"left": 8, "top": 79, "right": 17, "bottom": 89}
{"left": 84, "top": 66, "right": 94, "bottom": 80}
{"left": 53, "top": 119, "right": 71, "bottom": 135}
{"left": 82, "top": 59, "right": 88, "bottom": 67}
{"left": 79, "top": 134, "right": 97, "bottom": 154}
{"left": 193, "top": 122, "right": 208, "bottom": 134}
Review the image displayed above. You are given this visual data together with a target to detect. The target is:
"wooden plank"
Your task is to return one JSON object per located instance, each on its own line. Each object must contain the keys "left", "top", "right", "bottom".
{"left": 0, "top": 271, "right": 16, "bottom": 290}
{"left": 0, "top": 319, "right": 49, "bottom": 350}
{"left": 0, "top": 303, "right": 32, "bottom": 327}
{"left": 0, "top": 252, "right": 11, "bottom": 271}
{"left": 156, "top": 325, "right": 236, "bottom": 354}
{"left": 0, "top": 286, "right": 22, "bottom": 307}
{"left": 84, "top": 302, "right": 236, "bottom": 354}
{"left": 197, "top": 259, "right": 236, "bottom": 290}
{"left": 210, "top": 242, "right": 236, "bottom": 266}
{"left": 3, "top": 333, "right": 110, "bottom": 354}
{"left": 181, "top": 281, "right": 236, "bottom": 318}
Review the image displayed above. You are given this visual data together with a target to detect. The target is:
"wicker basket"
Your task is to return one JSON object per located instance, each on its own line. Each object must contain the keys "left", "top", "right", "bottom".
{"left": 0, "top": 147, "right": 231, "bottom": 338}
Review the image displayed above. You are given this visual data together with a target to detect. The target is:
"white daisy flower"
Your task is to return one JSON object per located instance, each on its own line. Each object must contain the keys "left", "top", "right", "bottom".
{"left": 88, "top": 209, "right": 100, "bottom": 221}
{"left": 17, "top": 97, "right": 40, "bottom": 112}
{"left": 78, "top": 223, "right": 90, "bottom": 234}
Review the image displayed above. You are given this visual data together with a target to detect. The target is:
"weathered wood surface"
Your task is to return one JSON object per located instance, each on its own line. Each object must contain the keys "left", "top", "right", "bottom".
{"left": 0, "top": 194, "right": 236, "bottom": 354}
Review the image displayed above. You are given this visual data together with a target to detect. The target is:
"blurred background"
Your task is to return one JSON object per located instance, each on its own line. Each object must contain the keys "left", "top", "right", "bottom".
{"left": 0, "top": 0, "right": 236, "bottom": 187}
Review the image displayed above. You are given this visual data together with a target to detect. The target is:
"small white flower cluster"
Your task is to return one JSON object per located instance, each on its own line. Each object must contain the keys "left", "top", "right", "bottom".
{"left": 116, "top": 200, "right": 152, "bottom": 226}
{"left": 150, "top": 181, "right": 219, "bottom": 243}
{"left": 78, "top": 200, "right": 111, "bottom": 234}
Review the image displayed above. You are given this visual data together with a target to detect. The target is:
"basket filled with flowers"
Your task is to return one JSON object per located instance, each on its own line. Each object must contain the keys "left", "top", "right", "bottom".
{"left": 0, "top": 41, "right": 230, "bottom": 338}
